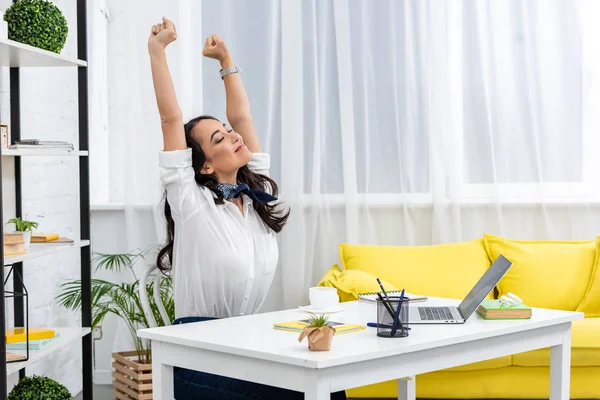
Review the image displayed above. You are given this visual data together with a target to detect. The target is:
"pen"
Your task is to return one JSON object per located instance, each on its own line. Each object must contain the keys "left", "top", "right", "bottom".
{"left": 376, "top": 278, "right": 396, "bottom": 318}
{"left": 376, "top": 278, "right": 391, "bottom": 301}
{"left": 391, "top": 289, "right": 405, "bottom": 336}
{"left": 376, "top": 292, "right": 396, "bottom": 320}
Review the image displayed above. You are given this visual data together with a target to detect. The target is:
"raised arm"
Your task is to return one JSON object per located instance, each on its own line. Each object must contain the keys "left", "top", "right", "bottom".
{"left": 148, "top": 17, "right": 186, "bottom": 151}
{"left": 203, "top": 34, "right": 262, "bottom": 153}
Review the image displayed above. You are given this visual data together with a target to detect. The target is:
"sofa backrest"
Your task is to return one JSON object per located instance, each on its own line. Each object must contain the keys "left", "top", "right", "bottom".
{"left": 338, "top": 239, "right": 491, "bottom": 300}
{"left": 483, "top": 234, "right": 596, "bottom": 311}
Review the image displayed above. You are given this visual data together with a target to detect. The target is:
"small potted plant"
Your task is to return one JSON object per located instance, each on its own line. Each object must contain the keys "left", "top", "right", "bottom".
{"left": 8, "top": 375, "right": 71, "bottom": 399}
{"left": 56, "top": 247, "right": 173, "bottom": 399}
{"left": 8, "top": 217, "right": 39, "bottom": 250}
{"left": 298, "top": 313, "right": 336, "bottom": 351}
{"left": 3, "top": 0, "right": 69, "bottom": 54}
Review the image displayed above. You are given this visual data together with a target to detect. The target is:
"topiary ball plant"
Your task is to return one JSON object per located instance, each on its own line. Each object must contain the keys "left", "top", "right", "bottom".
{"left": 8, "top": 375, "right": 71, "bottom": 400}
{"left": 3, "top": 0, "right": 68, "bottom": 53}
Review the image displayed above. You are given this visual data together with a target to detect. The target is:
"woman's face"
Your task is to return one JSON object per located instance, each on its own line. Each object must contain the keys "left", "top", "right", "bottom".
{"left": 192, "top": 118, "right": 252, "bottom": 178}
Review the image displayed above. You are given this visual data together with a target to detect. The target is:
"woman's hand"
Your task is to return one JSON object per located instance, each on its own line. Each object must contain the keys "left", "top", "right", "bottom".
{"left": 148, "top": 17, "right": 177, "bottom": 52}
{"left": 202, "top": 33, "right": 231, "bottom": 63}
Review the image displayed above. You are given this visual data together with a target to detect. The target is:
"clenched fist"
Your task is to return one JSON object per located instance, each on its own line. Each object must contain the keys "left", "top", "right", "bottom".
{"left": 148, "top": 17, "right": 177, "bottom": 51}
{"left": 202, "top": 33, "right": 230, "bottom": 62}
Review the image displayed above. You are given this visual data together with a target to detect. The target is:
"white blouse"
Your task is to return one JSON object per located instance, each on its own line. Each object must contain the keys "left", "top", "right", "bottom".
{"left": 158, "top": 149, "right": 279, "bottom": 319}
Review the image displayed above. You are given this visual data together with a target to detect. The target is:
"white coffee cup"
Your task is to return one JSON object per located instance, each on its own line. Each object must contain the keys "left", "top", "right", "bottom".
{"left": 309, "top": 287, "right": 339, "bottom": 310}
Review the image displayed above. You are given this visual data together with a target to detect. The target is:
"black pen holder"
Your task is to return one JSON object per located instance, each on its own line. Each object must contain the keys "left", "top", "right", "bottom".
{"left": 376, "top": 296, "right": 410, "bottom": 338}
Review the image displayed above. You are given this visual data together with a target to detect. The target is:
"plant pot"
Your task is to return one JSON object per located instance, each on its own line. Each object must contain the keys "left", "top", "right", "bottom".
{"left": 112, "top": 351, "right": 153, "bottom": 400}
{"left": 3, "top": 233, "right": 25, "bottom": 256}
{"left": 298, "top": 325, "right": 336, "bottom": 351}
{"left": 20, "top": 231, "right": 31, "bottom": 250}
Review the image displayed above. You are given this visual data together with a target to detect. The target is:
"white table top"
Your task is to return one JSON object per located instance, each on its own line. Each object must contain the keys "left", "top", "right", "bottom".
{"left": 137, "top": 298, "right": 583, "bottom": 369}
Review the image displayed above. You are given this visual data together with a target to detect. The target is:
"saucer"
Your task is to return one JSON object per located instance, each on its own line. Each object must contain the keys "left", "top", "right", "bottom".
{"left": 298, "top": 304, "right": 343, "bottom": 314}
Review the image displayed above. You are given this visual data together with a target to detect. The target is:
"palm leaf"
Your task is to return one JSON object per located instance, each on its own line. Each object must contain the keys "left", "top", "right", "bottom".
{"left": 56, "top": 279, "right": 118, "bottom": 311}
{"left": 93, "top": 252, "right": 139, "bottom": 273}
{"left": 56, "top": 248, "right": 176, "bottom": 361}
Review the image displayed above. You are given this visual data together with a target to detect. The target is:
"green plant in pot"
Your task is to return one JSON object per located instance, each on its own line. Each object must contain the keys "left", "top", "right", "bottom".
{"left": 8, "top": 375, "right": 71, "bottom": 400}
{"left": 8, "top": 217, "right": 39, "bottom": 250}
{"left": 56, "top": 247, "right": 174, "bottom": 364}
{"left": 3, "top": 0, "right": 68, "bottom": 54}
{"left": 298, "top": 313, "right": 336, "bottom": 351}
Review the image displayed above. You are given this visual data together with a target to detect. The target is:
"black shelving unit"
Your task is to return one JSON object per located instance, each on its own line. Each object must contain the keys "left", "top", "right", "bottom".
{"left": 0, "top": 0, "right": 92, "bottom": 398}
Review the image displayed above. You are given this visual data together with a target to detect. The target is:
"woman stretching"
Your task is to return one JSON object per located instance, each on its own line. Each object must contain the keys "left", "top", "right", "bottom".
{"left": 148, "top": 17, "right": 346, "bottom": 399}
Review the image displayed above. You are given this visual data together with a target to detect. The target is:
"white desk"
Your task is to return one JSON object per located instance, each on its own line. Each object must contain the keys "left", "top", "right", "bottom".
{"left": 137, "top": 299, "right": 582, "bottom": 400}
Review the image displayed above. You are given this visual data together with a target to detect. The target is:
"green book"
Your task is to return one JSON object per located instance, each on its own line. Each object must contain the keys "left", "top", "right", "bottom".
{"left": 476, "top": 300, "right": 532, "bottom": 320}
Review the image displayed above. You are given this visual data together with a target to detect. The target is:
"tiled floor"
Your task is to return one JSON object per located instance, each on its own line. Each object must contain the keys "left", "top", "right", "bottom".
{"left": 74, "top": 384, "right": 112, "bottom": 399}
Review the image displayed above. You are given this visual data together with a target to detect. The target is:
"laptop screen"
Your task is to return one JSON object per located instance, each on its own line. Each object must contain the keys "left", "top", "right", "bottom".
{"left": 457, "top": 255, "right": 513, "bottom": 319}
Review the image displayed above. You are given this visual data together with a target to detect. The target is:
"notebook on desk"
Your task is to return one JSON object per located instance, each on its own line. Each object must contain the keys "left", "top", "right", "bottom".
{"left": 358, "top": 291, "right": 428, "bottom": 303}
{"left": 273, "top": 320, "right": 366, "bottom": 335}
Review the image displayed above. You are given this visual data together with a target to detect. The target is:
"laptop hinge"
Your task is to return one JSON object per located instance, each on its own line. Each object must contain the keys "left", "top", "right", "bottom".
{"left": 455, "top": 307, "right": 465, "bottom": 320}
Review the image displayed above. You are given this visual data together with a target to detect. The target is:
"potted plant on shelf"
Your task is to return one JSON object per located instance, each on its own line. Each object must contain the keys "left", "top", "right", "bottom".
{"left": 56, "top": 247, "right": 173, "bottom": 400}
{"left": 8, "top": 375, "right": 71, "bottom": 400}
{"left": 8, "top": 217, "right": 39, "bottom": 250}
{"left": 3, "top": 0, "right": 68, "bottom": 54}
{"left": 298, "top": 313, "right": 336, "bottom": 351}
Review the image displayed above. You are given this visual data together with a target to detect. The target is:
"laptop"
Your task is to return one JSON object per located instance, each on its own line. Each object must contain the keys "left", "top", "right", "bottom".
{"left": 408, "top": 254, "right": 513, "bottom": 324}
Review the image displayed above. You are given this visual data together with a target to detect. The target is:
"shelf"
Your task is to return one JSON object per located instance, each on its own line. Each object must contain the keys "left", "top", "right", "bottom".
{"left": 0, "top": 38, "right": 86, "bottom": 67}
{"left": 6, "top": 328, "right": 91, "bottom": 375}
{"left": 4, "top": 240, "right": 90, "bottom": 266}
{"left": 1, "top": 149, "right": 88, "bottom": 157}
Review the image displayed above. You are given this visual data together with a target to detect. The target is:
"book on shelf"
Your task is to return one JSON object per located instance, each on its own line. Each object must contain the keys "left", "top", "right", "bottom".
{"left": 358, "top": 290, "right": 428, "bottom": 303}
{"left": 32, "top": 235, "right": 74, "bottom": 244}
{"left": 7, "top": 332, "right": 61, "bottom": 350}
{"left": 9, "top": 139, "right": 74, "bottom": 150}
{"left": 5, "top": 327, "right": 55, "bottom": 344}
{"left": 3, "top": 233, "right": 26, "bottom": 255}
{"left": 6, "top": 352, "right": 26, "bottom": 362}
{"left": 475, "top": 300, "right": 532, "bottom": 320}
{"left": 31, "top": 233, "right": 60, "bottom": 242}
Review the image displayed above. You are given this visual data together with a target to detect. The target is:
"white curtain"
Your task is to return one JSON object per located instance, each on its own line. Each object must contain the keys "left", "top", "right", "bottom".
{"left": 102, "top": 0, "right": 600, "bottom": 314}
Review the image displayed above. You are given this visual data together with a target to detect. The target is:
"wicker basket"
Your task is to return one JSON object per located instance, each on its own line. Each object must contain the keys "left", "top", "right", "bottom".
{"left": 112, "top": 351, "right": 153, "bottom": 400}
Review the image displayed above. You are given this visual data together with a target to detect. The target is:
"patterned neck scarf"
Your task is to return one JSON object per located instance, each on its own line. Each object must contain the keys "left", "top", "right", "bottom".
{"left": 217, "top": 182, "right": 278, "bottom": 204}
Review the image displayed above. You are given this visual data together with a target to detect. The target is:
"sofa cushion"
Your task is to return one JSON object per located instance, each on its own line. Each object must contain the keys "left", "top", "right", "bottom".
{"left": 338, "top": 239, "right": 491, "bottom": 300}
{"left": 512, "top": 318, "right": 600, "bottom": 367}
{"left": 577, "top": 237, "right": 600, "bottom": 317}
{"left": 317, "top": 264, "right": 399, "bottom": 302}
{"left": 483, "top": 234, "right": 595, "bottom": 311}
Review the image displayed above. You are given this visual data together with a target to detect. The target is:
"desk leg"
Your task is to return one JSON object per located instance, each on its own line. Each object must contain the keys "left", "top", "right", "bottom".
{"left": 549, "top": 324, "right": 571, "bottom": 400}
{"left": 305, "top": 370, "right": 330, "bottom": 400}
{"left": 398, "top": 376, "right": 416, "bottom": 400}
{"left": 152, "top": 341, "right": 174, "bottom": 400}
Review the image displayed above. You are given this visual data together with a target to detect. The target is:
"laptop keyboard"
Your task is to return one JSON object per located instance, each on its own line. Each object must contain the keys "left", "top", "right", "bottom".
{"left": 419, "top": 307, "right": 455, "bottom": 321}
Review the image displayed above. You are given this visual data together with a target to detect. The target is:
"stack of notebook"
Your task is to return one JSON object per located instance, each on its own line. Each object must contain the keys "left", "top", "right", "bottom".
{"left": 475, "top": 300, "right": 532, "bottom": 320}
{"left": 6, "top": 327, "right": 59, "bottom": 350}
{"left": 273, "top": 320, "right": 366, "bottom": 335}
{"left": 358, "top": 290, "right": 428, "bottom": 303}
{"left": 31, "top": 233, "right": 60, "bottom": 243}
{"left": 9, "top": 139, "right": 74, "bottom": 150}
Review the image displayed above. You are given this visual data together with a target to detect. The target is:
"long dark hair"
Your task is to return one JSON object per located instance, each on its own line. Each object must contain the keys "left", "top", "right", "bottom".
{"left": 156, "top": 115, "right": 289, "bottom": 272}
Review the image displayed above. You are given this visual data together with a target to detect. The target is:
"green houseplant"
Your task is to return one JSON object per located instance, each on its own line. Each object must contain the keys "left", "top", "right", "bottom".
{"left": 56, "top": 248, "right": 174, "bottom": 364}
{"left": 8, "top": 217, "right": 39, "bottom": 250}
{"left": 8, "top": 375, "right": 71, "bottom": 400}
{"left": 3, "top": 0, "right": 68, "bottom": 53}
{"left": 298, "top": 313, "right": 336, "bottom": 351}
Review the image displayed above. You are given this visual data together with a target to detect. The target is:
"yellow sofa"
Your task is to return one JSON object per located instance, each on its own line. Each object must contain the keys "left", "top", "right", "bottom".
{"left": 318, "top": 234, "right": 600, "bottom": 399}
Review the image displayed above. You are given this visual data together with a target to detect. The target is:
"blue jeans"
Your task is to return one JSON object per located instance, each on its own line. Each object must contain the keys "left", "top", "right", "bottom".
{"left": 173, "top": 316, "right": 347, "bottom": 400}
